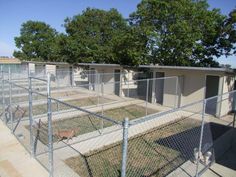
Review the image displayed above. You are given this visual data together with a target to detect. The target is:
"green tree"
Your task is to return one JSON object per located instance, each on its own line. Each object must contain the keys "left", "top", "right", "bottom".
{"left": 130, "top": 0, "right": 236, "bottom": 66}
{"left": 64, "top": 8, "right": 131, "bottom": 64}
{"left": 14, "top": 21, "right": 59, "bottom": 61}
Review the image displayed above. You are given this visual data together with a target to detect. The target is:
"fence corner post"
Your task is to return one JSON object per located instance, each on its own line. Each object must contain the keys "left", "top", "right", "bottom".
{"left": 47, "top": 73, "right": 54, "bottom": 177}
{"left": 1, "top": 66, "right": 5, "bottom": 123}
{"left": 195, "top": 99, "right": 206, "bottom": 177}
{"left": 146, "top": 79, "right": 150, "bottom": 116}
{"left": 175, "top": 76, "right": 179, "bottom": 109}
{"left": 28, "top": 72, "right": 35, "bottom": 157}
{"left": 121, "top": 117, "right": 129, "bottom": 177}
{"left": 8, "top": 67, "right": 13, "bottom": 132}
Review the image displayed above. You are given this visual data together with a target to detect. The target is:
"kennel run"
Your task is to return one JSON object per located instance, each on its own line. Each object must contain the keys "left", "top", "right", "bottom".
{"left": 0, "top": 64, "right": 236, "bottom": 177}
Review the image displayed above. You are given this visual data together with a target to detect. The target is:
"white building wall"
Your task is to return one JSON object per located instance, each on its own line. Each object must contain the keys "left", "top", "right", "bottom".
{"left": 152, "top": 69, "right": 207, "bottom": 108}
{"left": 35, "top": 64, "right": 45, "bottom": 77}
{"left": 45, "top": 65, "right": 56, "bottom": 75}
{"left": 90, "top": 66, "right": 122, "bottom": 95}
{"left": 28, "top": 63, "right": 35, "bottom": 73}
{"left": 55, "top": 65, "right": 71, "bottom": 86}
{"left": 150, "top": 68, "right": 235, "bottom": 116}
{"left": 219, "top": 75, "right": 235, "bottom": 117}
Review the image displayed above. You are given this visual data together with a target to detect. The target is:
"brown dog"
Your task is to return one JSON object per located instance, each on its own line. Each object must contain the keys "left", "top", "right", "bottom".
{"left": 54, "top": 129, "right": 77, "bottom": 143}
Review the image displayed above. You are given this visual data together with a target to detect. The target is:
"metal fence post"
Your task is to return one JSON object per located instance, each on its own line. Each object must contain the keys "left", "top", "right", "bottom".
{"left": 71, "top": 67, "right": 74, "bottom": 87}
{"left": 100, "top": 82, "right": 104, "bottom": 134}
{"left": 127, "top": 80, "right": 130, "bottom": 98}
{"left": 47, "top": 73, "right": 54, "bottom": 177}
{"left": 175, "top": 76, "right": 179, "bottom": 108}
{"left": 8, "top": 67, "right": 13, "bottom": 132}
{"left": 233, "top": 91, "right": 236, "bottom": 128}
{"left": 233, "top": 112, "right": 235, "bottom": 128}
{"left": 121, "top": 117, "right": 129, "bottom": 177}
{"left": 28, "top": 72, "right": 35, "bottom": 157}
{"left": 1, "top": 65, "right": 5, "bottom": 121}
{"left": 195, "top": 99, "right": 206, "bottom": 177}
{"left": 97, "top": 78, "right": 100, "bottom": 106}
{"left": 145, "top": 79, "right": 149, "bottom": 116}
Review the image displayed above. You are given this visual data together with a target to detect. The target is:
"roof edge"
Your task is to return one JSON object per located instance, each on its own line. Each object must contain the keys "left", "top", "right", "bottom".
{"left": 139, "top": 65, "right": 235, "bottom": 73}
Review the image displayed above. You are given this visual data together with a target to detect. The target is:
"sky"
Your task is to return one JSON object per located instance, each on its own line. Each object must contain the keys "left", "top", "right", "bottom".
{"left": 0, "top": 0, "right": 235, "bottom": 66}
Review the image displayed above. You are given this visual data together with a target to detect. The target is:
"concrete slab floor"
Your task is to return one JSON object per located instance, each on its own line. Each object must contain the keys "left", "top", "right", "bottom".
{"left": 202, "top": 147, "right": 236, "bottom": 177}
{"left": 0, "top": 121, "right": 48, "bottom": 177}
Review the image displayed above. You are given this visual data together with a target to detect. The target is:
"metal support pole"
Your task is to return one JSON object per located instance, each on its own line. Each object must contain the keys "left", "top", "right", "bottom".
{"left": 97, "top": 77, "right": 100, "bottom": 106}
{"left": 233, "top": 92, "right": 236, "bottom": 128}
{"left": 1, "top": 65, "right": 4, "bottom": 121}
{"left": 195, "top": 99, "right": 206, "bottom": 177}
{"left": 100, "top": 82, "right": 104, "bottom": 134}
{"left": 28, "top": 74, "right": 35, "bottom": 157}
{"left": 71, "top": 67, "right": 74, "bottom": 87}
{"left": 88, "top": 72, "right": 91, "bottom": 91}
{"left": 175, "top": 76, "right": 179, "bottom": 108}
{"left": 56, "top": 73, "right": 59, "bottom": 88}
{"left": 121, "top": 118, "right": 129, "bottom": 177}
{"left": 56, "top": 102, "right": 59, "bottom": 112}
{"left": 47, "top": 73, "right": 54, "bottom": 177}
{"left": 145, "top": 79, "right": 149, "bottom": 116}
{"left": 233, "top": 111, "right": 235, "bottom": 128}
{"left": 8, "top": 67, "right": 13, "bottom": 132}
{"left": 127, "top": 80, "right": 130, "bottom": 98}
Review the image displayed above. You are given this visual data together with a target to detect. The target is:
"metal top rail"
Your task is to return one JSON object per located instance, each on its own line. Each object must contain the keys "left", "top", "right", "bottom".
{"left": 130, "top": 89, "right": 236, "bottom": 126}
{"left": 102, "top": 76, "right": 178, "bottom": 85}
{"left": 50, "top": 97, "right": 122, "bottom": 125}
{"left": 130, "top": 99, "right": 204, "bottom": 126}
{"left": 29, "top": 76, "right": 47, "bottom": 82}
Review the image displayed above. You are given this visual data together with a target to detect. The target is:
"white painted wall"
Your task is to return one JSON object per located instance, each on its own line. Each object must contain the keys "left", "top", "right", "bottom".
{"left": 56, "top": 65, "right": 71, "bottom": 86}
{"left": 150, "top": 68, "right": 235, "bottom": 117}
{"left": 28, "top": 63, "right": 35, "bottom": 73}
{"left": 90, "top": 66, "right": 122, "bottom": 95}
{"left": 219, "top": 75, "right": 235, "bottom": 117}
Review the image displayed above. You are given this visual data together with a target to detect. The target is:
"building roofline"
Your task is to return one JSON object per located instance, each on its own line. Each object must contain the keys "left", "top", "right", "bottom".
{"left": 22, "top": 61, "right": 71, "bottom": 66}
{"left": 78, "top": 63, "right": 121, "bottom": 67}
{"left": 139, "top": 65, "right": 235, "bottom": 73}
{"left": 0, "top": 58, "right": 21, "bottom": 64}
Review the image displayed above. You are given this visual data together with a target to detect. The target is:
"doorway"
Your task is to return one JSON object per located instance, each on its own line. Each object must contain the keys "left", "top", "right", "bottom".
{"left": 205, "top": 75, "right": 220, "bottom": 115}
{"left": 114, "top": 69, "right": 120, "bottom": 96}
{"left": 155, "top": 72, "right": 165, "bottom": 104}
{"left": 89, "top": 68, "right": 96, "bottom": 90}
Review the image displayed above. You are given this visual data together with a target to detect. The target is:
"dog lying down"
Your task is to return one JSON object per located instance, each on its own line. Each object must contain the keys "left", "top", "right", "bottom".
{"left": 54, "top": 129, "right": 79, "bottom": 143}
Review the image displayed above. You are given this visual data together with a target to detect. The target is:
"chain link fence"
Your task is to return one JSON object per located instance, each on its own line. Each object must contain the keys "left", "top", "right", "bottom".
{"left": 0, "top": 64, "right": 236, "bottom": 177}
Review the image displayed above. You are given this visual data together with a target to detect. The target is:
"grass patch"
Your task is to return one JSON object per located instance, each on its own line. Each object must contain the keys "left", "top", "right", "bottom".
{"left": 31, "top": 104, "right": 158, "bottom": 144}
{"left": 11, "top": 90, "right": 81, "bottom": 103}
{"left": 65, "top": 118, "right": 202, "bottom": 177}
{"left": 23, "top": 96, "right": 112, "bottom": 117}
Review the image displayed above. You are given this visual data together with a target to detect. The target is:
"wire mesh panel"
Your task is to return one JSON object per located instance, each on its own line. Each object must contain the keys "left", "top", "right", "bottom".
{"left": 127, "top": 100, "right": 214, "bottom": 177}
{"left": 202, "top": 91, "right": 236, "bottom": 173}
{"left": 34, "top": 96, "right": 124, "bottom": 177}
{"left": 3, "top": 76, "right": 32, "bottom": 154}
{"left": 1, "top": 64, "right": 236, "bottom": 177}
{"left": 74, "top": 70, "right": 97, "bottom": 87}
{"left": 54, "top": 69, "right": 72, "bottom": 87}
{"left": 2, "top": 79, "right": 11, "bottom": 126}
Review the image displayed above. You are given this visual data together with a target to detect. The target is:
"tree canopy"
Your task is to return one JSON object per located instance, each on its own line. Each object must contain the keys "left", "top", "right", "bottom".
{"left": 14, "top": 21, "right": 59, "bottom": 61}
{"left": 13, "top": 1, "right": 236, "bottom": 67}
{"left": 63, "top": 8, "right": 129, "bottom": 64}
{"left": 129, "top": 0, "right": 236, "bottom": 67}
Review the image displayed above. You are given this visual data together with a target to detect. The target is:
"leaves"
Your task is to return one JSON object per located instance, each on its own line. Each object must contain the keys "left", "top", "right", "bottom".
{"left": 14, "top": 21, "right": 59, "bottom": 61}
{"left": 130, "top": 0, "right": 236, "bottom": 66}
{"left": 63, "top": 8, "right": 129, "bottom": 64}
{"left": 13, "top": 2, "right": 236, "bottom": 67}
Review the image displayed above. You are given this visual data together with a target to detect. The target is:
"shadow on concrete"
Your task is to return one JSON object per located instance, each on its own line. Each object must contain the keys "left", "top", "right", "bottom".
{"left": 215, "top": 126, "right": 236, "bottom": 171}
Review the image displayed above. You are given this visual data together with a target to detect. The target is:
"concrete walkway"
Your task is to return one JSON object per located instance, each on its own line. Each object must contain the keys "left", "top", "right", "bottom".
{"left": 0, "top": 121, "right": 48, "bottom": 177}
{"left": 202, "top": 163, "right": 236, "bottom": 177}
